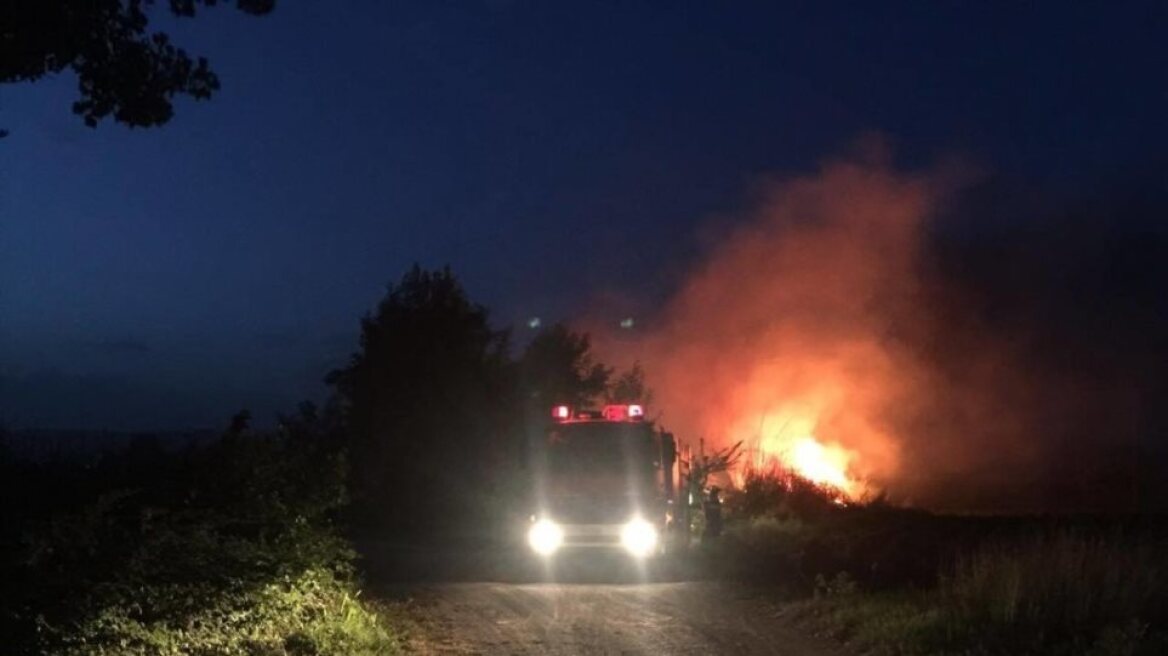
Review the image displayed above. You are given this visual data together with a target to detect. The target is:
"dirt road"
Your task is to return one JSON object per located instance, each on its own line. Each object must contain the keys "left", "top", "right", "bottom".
{"left": 391, "top": 581, "right": 843, "bottom": 655}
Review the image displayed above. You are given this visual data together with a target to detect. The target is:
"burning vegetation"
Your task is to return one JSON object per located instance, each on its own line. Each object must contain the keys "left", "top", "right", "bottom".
{"left": 596, "top": 143, "right": 1167, "bottom": 512}
{"left": 600, "top": 145, "right": 933, "bottom": 503}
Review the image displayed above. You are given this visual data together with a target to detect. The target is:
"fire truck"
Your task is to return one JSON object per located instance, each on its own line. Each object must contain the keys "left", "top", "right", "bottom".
{"left": 524, "top": 403, "right": 678, "bottom": 558}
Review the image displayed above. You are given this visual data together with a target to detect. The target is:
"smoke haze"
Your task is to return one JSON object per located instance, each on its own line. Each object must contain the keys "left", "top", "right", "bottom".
{"left": 594, "top": 144, "right": 1168, "bottom": 512}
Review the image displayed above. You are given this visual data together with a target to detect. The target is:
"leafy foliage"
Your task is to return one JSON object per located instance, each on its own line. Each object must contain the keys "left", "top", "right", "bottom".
{"left": 327, "top": 265, "right": 516, "bottom": 535}
{"left": 605, "top": 361, "right": 652, "bottom": 405}
{"left": 1, "top": 0, "right": 273, "bottom": 129}
{"left": 520, "top": 323, "right": 611, "bottom": 408}
{"left": 326, "top": 266, "right": 659, "bottom": 539}
{"left": 1, "top": 413, "right": 398, "bottom": 655}
{"left": 727, "top": 465, "right": 846, "bottom": 521}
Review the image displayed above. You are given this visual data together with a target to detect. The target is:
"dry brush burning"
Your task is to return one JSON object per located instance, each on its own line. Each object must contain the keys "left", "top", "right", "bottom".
{"left": 575, "top": 143, "right": 960, "bottom": 506}
{"left": 601, "top": 151, "right": 933, "bottom": 500}
{"left": 592, "top": 146, "right": 1168, "bottom": 511}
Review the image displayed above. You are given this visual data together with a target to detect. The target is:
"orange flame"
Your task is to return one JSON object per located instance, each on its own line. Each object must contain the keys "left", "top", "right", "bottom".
{"left": 789, "top": 437, "right": 855, "bottom": 491}
{"left": 736, "top": 408, "right": 864, "bottom": 499}
{"left": 593, "top": 148, "right": 932, "bottom": 504}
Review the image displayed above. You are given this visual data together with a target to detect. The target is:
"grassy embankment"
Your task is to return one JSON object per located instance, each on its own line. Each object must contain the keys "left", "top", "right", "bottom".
{"left": 702, "top": 471, "right": 1167, "bottom": 655}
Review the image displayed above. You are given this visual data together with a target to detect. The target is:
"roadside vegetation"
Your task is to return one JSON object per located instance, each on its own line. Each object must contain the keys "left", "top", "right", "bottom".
{"left": 0, "top": 408, "right": 399, "bottom": 655}
{"left": 702, "top": 469, "right": 1168, "bottom": 655}
{"left": 6, "top": 263, "right": 1164, "bottom": 655}
{"left": 1, "top": 265, "right": 643, "bottom": 654}
{"left": 328, "top": 265, "right": 648, "bottom": 543}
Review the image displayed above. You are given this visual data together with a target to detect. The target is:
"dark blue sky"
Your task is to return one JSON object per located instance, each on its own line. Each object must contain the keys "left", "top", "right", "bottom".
{"left": 3, "top": 1, "right": 1166, "bottom": 430}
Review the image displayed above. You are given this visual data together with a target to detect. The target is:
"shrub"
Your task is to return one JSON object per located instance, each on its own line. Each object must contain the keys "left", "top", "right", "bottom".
{"left": 700, "top": 515, "right": 811, "bottom": 588}
{"left": 727, "top": 467, "right": 843, "bottom": 521}
{"left": 40, "top": 566, "right": 392, "bottom": 656}
{"left": 4, "top": 424, "right": 400, "bottom": 655}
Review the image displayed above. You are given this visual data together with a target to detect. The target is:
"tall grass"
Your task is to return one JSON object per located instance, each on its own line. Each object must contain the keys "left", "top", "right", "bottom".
{"left": 938, "top": 532, "right": 1167, "bottom": 653}
{"left": 790, "top": 531, "right": 1168, "bottom": 655}
{"left": 713, "top": 469, "right": 1168, "bottom": 654}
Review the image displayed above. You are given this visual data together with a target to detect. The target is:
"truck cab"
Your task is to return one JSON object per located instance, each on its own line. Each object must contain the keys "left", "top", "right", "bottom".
{"left": 525, "top": 404, "right": 677, "bottom": 558}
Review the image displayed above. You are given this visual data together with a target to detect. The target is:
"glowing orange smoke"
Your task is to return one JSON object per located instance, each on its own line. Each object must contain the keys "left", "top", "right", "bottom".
{"left": 593, "top": 144, "right": 938, "bottom": 502}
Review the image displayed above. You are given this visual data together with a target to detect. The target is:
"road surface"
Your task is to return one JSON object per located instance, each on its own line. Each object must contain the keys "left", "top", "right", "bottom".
{"left": 388, "top": 581, "right": 843, "bottom": 655}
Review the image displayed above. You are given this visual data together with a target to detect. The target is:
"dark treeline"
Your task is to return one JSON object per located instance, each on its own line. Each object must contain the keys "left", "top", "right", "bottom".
{"left": 327, "top": 265, "right": 645, "bottom": 538}
{"left": 4, "top": 262, "right": 1166, "bottom": 655}
{"left": 0, "top": 264, "right": 643, "bottom": 653}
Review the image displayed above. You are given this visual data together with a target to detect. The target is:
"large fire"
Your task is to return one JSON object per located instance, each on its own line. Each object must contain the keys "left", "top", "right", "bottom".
{"left": 588, "top": 144, "right": 1165, "bottom": 513}
{"left": 594, "top": 147, "right": 933, "bottom": 502}
{"left": 788, "top": 437, "right": 856, "bottom": 492}
{"left": 732, "top": 402, "right": 869, "bottom": 499}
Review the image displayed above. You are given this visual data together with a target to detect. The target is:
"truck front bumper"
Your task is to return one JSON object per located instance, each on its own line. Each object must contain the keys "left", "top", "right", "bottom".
{"left": 527, "top": 518, "right": 661, "bottom": 557}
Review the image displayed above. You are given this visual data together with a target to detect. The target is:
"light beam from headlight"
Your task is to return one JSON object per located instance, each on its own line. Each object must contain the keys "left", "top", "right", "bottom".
{"left": 620, "top": 517, "right": 659, "bottom": 558}
{"left": 527, "top": 519, "right": 563, "bottom": 556}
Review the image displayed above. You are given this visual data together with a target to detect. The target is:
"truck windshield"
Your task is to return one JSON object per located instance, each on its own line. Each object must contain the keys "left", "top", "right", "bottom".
{"left": 541, "top": 422, "right": 657, "bottom": 477}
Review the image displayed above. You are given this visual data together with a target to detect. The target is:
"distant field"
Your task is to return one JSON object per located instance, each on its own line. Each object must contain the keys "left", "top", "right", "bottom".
{"left": 699, "top": 478, "right": 1168, "bottom": 656}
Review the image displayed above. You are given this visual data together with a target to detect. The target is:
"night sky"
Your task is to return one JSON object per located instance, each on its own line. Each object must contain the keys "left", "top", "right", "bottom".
{"left": 3, "top": 1, "right": 1167, "bottom": 430}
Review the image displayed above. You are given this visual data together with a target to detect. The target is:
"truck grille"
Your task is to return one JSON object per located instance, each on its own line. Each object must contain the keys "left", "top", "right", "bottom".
{"left": 561, "top": 524, "right": 623, "bottom": 547}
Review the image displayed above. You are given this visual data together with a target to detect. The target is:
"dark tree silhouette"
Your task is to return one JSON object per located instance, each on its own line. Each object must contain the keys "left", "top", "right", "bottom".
{"left": 0, "top": 424, "right": 12, "bottom": 467}
{"left": 1, "top": 0, "right": 274, "bottom": 130}
{"left": 607, "top": 361, "right": 652, "bottom": 405}
{"left": 519, "top": 323, "right": 611, "bottom": 409}
{"left": 226, "top": 408, "right": 251, "bottom": 437}
{"left": 327, "top": 265, "right": 514, "bottom": 534}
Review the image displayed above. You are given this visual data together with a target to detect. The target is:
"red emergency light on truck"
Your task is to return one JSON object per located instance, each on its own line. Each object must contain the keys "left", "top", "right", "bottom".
{"left": 525, "top": 404, "right": 677, "bottom": 558}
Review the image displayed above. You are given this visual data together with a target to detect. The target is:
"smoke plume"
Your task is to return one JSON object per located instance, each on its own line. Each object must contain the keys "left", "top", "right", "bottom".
{"left": 593, "top": 144, "right": 1168, "bottom": 512}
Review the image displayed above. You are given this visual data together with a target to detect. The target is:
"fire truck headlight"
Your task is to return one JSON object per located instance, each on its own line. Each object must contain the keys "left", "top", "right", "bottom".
{"left": 620, "top": 518, "right": 659, "bottom": 558}
{"left": 527, "top": 519, "right": 563, "bottom": 556}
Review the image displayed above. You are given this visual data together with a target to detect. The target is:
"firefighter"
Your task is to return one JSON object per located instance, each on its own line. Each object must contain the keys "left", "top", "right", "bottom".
{"left": 703, "top": 486, "right": 723, "bottom": 540}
